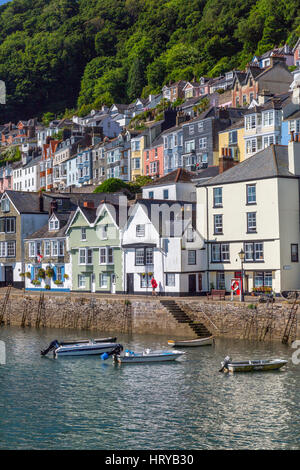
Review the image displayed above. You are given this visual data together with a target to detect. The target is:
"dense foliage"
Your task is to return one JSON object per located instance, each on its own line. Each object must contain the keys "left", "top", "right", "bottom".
{"left": 93, "top": 175, "right": 152, "bottom": 193}
{"left": 0, "top": 0, "right": 299, "bottom": 122}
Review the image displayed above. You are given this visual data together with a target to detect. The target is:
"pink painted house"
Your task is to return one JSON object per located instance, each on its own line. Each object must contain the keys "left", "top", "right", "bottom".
{"left": 0, "top": 165, "right": 13, "bottom": 192}
{"left": 144, "top": 136, "right": 164, "bottom": 178}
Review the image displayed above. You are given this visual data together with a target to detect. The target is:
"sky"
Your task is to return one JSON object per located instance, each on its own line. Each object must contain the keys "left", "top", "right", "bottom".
{"left": 0, "top": 0, "right": 11, "bottom": 5}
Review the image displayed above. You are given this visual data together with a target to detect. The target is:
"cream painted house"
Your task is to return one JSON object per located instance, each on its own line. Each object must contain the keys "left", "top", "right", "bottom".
{"left": 197, "top": 141, "right": 300, "bottom": 294}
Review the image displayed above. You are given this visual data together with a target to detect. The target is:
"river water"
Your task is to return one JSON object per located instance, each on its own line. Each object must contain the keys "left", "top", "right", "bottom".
{"left": 0, "top": 326, "right": 299, "bottom": 450}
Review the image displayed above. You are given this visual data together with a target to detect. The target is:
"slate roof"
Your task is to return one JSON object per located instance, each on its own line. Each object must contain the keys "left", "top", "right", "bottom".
{"left": 192, "top": 166, "right": 219, "bottom": 180}
{"left": 244, "top": 93, "right": 291, "bottom": 114}
{"left": 26, "top": 212, "right": 72, "bottom": 239}
{"left": 144, "top": 168, "right": 195, "bottom": 187}
{"left": 197, "top": 145, "right": 293, "bottom": 187}
{"left": 4, "top": 191, "right": 49, "bottom": 213}
{"left": 219, "top": 118, "right": 244, "bottom": 132}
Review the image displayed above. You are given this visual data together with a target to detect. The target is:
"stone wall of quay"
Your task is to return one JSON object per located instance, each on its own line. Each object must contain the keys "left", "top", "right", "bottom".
{"left": 1, "top": 293, "right": 299, "bottom": 342}
{"left": 2, "top": 294, "right": 194, "bottom": 338}
{"left": 177, "top": 299, "right": 300, "bottom": 342}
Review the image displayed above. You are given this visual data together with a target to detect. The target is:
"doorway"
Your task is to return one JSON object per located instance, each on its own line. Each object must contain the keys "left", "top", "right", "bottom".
{"left": 126, "top": 273, "right": 134, "bottom": 294}
{"left": 111, "top": 274, "right": 116, "bottom": 294}
{"left": 91, "top": 273, "right": 96, "bottom": 293}
{"left": 5, "top": 266, "right": 13, "bottom": 286}
{"left": 188, "top": 274, "right": 196, "bottom": 294}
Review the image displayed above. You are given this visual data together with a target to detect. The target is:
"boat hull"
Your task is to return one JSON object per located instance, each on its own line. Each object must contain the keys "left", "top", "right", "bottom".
{"left": 226, "top": 359, "right": 287, "bottom": 373}
{"left": 55, "top": 343, "right": 119, "bottom": 357}
{"left": 168, "top": 336, "right": 214, "bottom": 347}
{"left": 115, "top": 350, "right": 184, "bottom": 364}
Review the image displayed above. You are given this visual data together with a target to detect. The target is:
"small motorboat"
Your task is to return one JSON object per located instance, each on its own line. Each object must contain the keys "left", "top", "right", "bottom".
{"left": 220, "top": 355, "right": 288, "bottom": 373}
{"left": 168, "top": 336, "right": 214, "bottom": 347}
{"left": 101, "top": 348, "right": 185, "bottom": 364}
{"left": 41, "top": 339, "right": 122, "bottom": 358}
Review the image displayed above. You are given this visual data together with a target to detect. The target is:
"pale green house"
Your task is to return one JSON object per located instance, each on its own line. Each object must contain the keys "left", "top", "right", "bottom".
{"left": 66, "top": 202, "right": 123, "bottom": 293}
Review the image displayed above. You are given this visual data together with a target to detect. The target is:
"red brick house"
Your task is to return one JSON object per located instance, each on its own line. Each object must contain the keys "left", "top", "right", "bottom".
{"left": 162, "top": 81, "right": 187, "bottom": 102}
{"left": 232, "top": 60, "right": 293, "bottom": 107}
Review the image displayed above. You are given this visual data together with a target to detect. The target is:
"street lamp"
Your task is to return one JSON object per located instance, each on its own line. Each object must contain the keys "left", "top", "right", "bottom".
{"left": 238, "top": 248, "right": 245, "bottom": 302}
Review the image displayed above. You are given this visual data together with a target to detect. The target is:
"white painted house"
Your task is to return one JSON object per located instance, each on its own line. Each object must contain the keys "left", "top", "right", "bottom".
{"left": 142, "top": 168, "right": 197, "bottom": 202}
{"left": 121, "top": 200, "right": 206, "bottom": 296}
{"left": 197, "top": 140, "right": 300, "bottom": 294}
{"left": 13, "top": 156, "right": 41, "bottom": 192}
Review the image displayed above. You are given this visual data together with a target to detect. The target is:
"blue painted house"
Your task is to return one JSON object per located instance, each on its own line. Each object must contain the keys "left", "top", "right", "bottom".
{"left": 24, "top": 211, "right": 72, "bottom": 292}
{"left": 76, "top": 147, "right": 93, "bottom": 186}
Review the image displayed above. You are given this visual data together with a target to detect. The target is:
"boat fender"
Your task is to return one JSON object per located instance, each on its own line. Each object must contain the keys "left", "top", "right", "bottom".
{"left": 101, "top": 352, "right": 109, "bottom": 361}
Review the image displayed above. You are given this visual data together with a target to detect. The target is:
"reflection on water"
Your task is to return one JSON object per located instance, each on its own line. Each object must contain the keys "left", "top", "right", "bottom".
{"left": 0, "top": 326, "right": 299, "bottom": 449}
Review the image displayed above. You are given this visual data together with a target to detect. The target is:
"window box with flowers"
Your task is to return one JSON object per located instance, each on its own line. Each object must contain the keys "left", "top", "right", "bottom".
{"left": 54, "top": 280, "right": 63, "bottom": 286}
{"left": 252, "top": 287, "right": 272, "bottom": 294}
{"left": 32, "top": 279, "right": 41, "bottom": 286}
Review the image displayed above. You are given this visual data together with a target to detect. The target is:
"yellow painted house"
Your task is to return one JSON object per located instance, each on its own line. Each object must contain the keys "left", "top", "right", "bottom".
{"left": 130, "top": 133, "right": 148, "bottom": 180}
{"left": 218, "top": 119, "right": 245, "bottom": 162}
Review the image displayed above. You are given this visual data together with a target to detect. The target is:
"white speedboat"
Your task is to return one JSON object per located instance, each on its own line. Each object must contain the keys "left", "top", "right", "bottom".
{"left": 107, "top": 349, "right": 185, "bottom": 364}
{"left": 168, "top": 336, "right": 214, "bottom": 347}
{"left": 220, "top": 356, "right": 288, "bottom": 373}
{"left": 41, "top": 339, "right": 122, "bottom": 358}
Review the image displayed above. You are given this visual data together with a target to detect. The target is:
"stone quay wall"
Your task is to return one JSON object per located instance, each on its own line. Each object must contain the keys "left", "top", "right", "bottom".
{"left": 0, "top": 293, "right": 299, "bottom": 342}
{"left": 177, "top": 299, "right": 300, "bottom": 342}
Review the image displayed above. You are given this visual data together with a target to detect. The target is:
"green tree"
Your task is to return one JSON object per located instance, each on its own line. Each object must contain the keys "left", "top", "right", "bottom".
{"left": 93, "top": 178, "right": 129, "bottom": 193}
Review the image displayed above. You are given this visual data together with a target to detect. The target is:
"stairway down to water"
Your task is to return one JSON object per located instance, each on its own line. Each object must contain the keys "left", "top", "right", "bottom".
{"left": 160, "top": 299, "right": 212, "bottom": 338}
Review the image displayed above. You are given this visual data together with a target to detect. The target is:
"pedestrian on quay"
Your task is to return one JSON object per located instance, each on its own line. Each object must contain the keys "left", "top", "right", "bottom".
{"left": 151, "top": 277, "right": 158, "bottom": 296}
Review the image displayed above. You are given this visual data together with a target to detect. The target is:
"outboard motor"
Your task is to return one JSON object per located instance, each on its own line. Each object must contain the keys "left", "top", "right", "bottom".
{"left": 219, "top": 355, "right": 232, "bottom": 373}
{"left": 101, "top": 344, "right": 123, "bottom": 361}
{"left": 41, "top": 340, "right": 59, "bottom": 357}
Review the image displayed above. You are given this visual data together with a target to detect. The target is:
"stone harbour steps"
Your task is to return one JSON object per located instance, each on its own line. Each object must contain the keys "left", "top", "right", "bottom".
{"left": 160, "top": 299, "right": 212, "bottom": 338}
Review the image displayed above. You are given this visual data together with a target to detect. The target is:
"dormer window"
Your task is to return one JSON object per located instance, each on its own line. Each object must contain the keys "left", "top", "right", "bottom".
{"left": 49, "top": 215, "right": 59, "bottom": 231}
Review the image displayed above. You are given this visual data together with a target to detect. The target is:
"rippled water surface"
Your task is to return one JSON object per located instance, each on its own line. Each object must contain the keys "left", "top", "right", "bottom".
{"left": 0, "top": 326, "right": 299, "bottom": 449}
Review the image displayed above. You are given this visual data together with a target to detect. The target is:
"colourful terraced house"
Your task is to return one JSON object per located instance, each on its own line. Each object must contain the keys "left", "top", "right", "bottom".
{"left": 66, "top": 200, "right": 124, "bottom": 293}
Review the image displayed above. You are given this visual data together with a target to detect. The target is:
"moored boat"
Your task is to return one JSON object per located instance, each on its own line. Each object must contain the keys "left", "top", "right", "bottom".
{"left": 101, "top": 348, "right": 185, "bottom": 364}
{"left": 220, "top": 356, "right": 288, "bottom": 373}
{"left": 41, "top": 339, "right": 122, "bottom": 358}
{"left": 168, "top": 336, "right": 214, "bottom": 347}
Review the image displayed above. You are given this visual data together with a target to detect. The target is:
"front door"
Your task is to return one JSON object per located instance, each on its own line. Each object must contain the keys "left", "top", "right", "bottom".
{"left": 111, "top": 274, "right": 116, "bottom": 294}
{"left": 91, "top": 273, "right": 96, "bottom": 293}
{"left": 127, "top": 273, "right": 134, "bottom": 294}
{"left": 5, "top": 266, "right": 13, "bottom": 286}
{"left": 188, "top": 274, "right": 196, "bottom": 294}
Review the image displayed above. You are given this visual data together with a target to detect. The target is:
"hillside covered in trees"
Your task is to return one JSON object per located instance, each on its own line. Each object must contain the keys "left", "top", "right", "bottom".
{"left": 0, "top": 0, "right": 299, "bottom": 122}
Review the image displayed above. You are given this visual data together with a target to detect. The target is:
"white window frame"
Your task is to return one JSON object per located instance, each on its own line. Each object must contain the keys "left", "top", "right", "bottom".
{"left": 78, "top": 275, "right": 86, "bottom": 289}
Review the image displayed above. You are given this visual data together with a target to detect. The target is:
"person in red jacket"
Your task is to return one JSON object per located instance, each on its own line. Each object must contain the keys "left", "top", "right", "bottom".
{"left": 151, "top": 277, "right": 158, "bottom": 296}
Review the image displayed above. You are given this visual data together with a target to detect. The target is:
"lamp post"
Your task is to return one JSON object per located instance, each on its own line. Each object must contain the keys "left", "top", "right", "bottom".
{"left": 238, "top": 248, "right": 245, "bottom": 302}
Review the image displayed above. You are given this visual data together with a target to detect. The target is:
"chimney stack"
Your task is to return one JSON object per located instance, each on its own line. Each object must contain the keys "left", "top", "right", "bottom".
{"left": 288, "top": 134, "right": 300, "bottom": 175}
{"left": 219, "top": 148, "right": 236, "bottom": 174}
{"left": 38, "top": 190, "right": 44, "bottom": 212}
